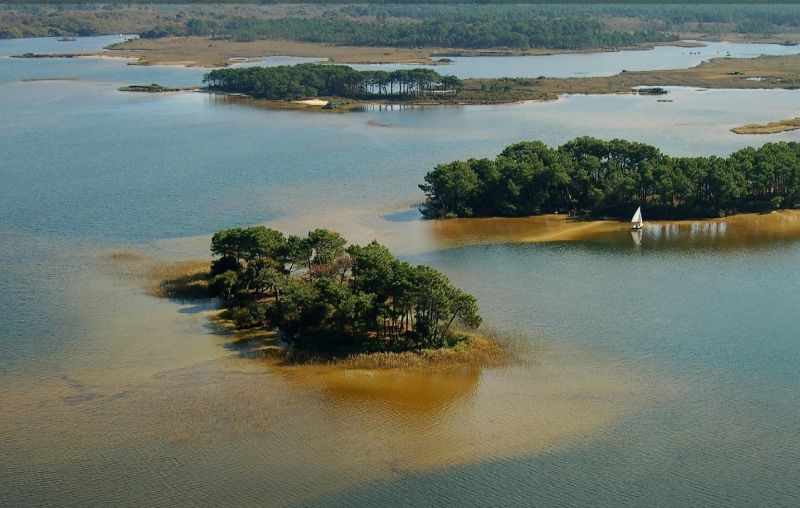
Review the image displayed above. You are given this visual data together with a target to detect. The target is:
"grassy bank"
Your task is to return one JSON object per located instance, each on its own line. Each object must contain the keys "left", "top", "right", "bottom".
{"left": 101, "top": 36, "right": 693, "bottom": 68}
{"left": 732, "top": 117, "right": 800, "bottom": 134}
{"left": 211, "top": 307, "right": 509, "bottom": 370}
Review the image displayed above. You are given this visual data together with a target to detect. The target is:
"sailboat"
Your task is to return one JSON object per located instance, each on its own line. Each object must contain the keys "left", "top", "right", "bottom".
{"left": 631, "top": 206, "right": 644, "bottom": 230}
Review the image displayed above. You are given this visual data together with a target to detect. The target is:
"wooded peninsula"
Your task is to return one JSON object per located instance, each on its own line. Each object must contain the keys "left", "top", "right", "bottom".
{"left": 419, "top": 137, "right": 800, "bottom": 219}
{"left": 199, "top": 226, "right": 483, "bottom": 358}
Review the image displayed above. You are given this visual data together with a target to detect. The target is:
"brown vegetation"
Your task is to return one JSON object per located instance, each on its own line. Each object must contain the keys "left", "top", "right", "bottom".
{"left": 146, "top": 260, "right": 209, "bottom": 299}
{"left": 100, "top": 251, "right": 209, "bottom": 299}
{"left": 104, "top": 36, "right": 445, "bottom": 67}
{"left": 280, "top": 333, "right": 509, "bottom": 369}
{"left": 732, "top": 117, "right": 800, "bottom": 134}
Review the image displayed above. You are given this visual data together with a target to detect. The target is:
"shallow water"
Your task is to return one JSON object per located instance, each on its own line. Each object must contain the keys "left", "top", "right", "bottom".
{"left": 2, "top": 37, "right": 800, "bottom": 506}
{"left": 4, "top": 37, "right": 798, "bottom": 89}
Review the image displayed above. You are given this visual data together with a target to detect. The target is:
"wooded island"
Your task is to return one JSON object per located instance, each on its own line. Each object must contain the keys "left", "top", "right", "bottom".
{"left": 420, "top": 137, "right": 800, "bottom": 219}
{"left": 205, "top": 226, "right": 482, "bottom": 356}
{"left": 203, "top": 64, "right": 462, "bottom": 101}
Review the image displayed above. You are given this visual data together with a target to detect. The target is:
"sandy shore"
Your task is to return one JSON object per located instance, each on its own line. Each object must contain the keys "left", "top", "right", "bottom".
{"left": 732, "top": 117, "right": 800, "bottom": 134}
{"left": 427, "top": 210, "right": 800, "bottom": 248}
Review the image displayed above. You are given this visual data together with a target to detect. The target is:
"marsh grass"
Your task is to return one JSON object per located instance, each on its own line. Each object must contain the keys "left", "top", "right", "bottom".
{"left": 305, "top": 333, "right": 509, "bottom": 369}
{"left": 101, "top": 251, "right": 210, "bottom": 299}
{"left": 147, "top": 260, "right": 210, "bottom": 299}
{"left": 210, "top": 307, "right": 513, "bottom": 369}
{"left": 732, "top": 116, "right": 800, "bottom": 134}
{"left": 271, "top": 331, "right": 510, "bottom": 369}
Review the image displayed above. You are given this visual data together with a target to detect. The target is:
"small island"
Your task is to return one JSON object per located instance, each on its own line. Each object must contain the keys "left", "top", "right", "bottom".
{"left": 118, "top": 83, "right": 196, "bottom": 93}
{"left": 419, "top": 136, "right": 800, "bottom": 219}
{"left": 161, "top": 226, "right": 500, "bottom": 366}
{"left": 732, "top": 117, "right": 800, "bottom": 135}
{"left": 201, "top": 63, "right": 469, "bottom": 108}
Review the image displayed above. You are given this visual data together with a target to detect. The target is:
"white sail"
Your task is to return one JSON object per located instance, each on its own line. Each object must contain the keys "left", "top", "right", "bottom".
{"left": 631, "top": 207, "right": 642, "bottom": 224}
{"left": 631, "top": 207, "right": 643, "bottom": 229}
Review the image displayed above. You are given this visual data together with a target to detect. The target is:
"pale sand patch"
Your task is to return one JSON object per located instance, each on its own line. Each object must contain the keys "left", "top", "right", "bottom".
{"left": 291, "top": 98, "right": 329, "bottom": 106}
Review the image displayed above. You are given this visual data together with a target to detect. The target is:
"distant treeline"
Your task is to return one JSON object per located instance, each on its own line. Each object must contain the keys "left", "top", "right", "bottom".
{"left": 419, "top": 137, "right": 800, "bottom": 219}
{"left": 342, "top": 4, "right": 800, "bottom": 35}
{"left": 203, "top": 64, "right": 462, "bottom": 100}
{"left": 7, "top": 4, "right": 800, "bottom": 44}
{"left": 209, "top": 16, "right": 674, "bottom": 49}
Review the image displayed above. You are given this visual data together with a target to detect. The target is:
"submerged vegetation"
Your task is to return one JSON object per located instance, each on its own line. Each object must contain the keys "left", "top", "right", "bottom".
{"left": 203, "top": 226, "right": 482, "bottom": 356}
{"left": 203, "top": 64, "right": 461, "bottom": 101}
{"left": 420, "top": 137, "right": 800, "bottom": 219}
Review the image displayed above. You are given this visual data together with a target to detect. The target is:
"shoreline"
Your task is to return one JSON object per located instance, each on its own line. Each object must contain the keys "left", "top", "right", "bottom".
{"left": 214, "top": 308, "right": 510, "bottom": 370}
{"left": 207, "top": 91, "right": 557, "bottom": 111}
{"left": 135, "top": 249, "right": 508, "bottom": 371}
{"left": 107, "top": 50, "right": 800, "bottom": 112}
{"left": 4, "top": 36, "right": 737, "bottom": 69}
{"left": 732, "top": 117, "right": 800, "bottom": 134}
{"left": 426, "top": 210, "right": 800, "bottom": 248}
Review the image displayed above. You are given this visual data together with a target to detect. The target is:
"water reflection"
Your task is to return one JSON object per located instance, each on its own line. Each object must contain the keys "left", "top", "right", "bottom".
{"left": 426, "top": 211, "right": 800, "bottom": 252}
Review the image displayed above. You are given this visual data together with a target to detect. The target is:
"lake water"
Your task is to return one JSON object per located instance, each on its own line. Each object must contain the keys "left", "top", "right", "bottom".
{"left": 4, "top": 37, "right": 798, "bottom": 87}
{"left": 353, "top": 40, "right": 800, "bottom": 78}
{"left": 2, "top": 37, "right": 800, "bottom": 506}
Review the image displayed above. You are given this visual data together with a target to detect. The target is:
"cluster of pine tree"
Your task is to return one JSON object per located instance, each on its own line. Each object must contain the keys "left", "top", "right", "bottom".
{"left": 208, "top": 226, "right": 481, "bottom": 352}
{"left": 203, "top": 64, "right": 461, "bottom": 101}
{"left": 420, "top": 137, "right": 800, "bottom": 219}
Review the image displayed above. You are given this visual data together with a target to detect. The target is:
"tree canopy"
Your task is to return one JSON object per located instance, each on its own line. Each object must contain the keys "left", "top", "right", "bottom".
{"left": 217, "top": 16, "right": 675, "bottom": 50}
{"left": 420, "top": 137, "right": 800, "bottom": 219}
{"left": 203, "top": 64, "right": 462, "bottom": 101}
{"left": 208, "top": 226, "right": 482, "bottom": 351}
{"left": 7, "top": 3, "right": 800, "bottom": 46}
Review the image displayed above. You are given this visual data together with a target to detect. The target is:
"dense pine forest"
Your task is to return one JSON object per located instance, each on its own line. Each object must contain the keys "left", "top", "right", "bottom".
{"left": 213, "top": 16, "right": 674, "bottom": 49}
{"left": 203, "top": 64, "right": 462, "bottom": 100}
{"left": 10, "top": 3, "right": 800, "bottom": 47}
{"left": 419, "top": 137, "right": 800, "bottom": 219}
{"left": 207, "top": 227, "right": 481, "bottom": 352}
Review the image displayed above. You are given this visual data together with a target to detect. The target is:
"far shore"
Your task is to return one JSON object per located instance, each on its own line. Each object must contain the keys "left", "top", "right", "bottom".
{"left": 97, "top": 36, "right": 713, "bottom": 68}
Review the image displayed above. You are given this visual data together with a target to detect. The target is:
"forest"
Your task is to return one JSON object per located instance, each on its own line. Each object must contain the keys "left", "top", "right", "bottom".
{"left": 214, "top": 16, "right": 674, "bottom": 50}
{"left": 7, "top": 4, "right": 800, "bottom": 46}
{"left": 419, "top": 137, "right": 800, "bottom": 219}
{"left": 207, "top": 227, "right": 481, "bottom": 352}
{"left": 203, "top": 64, "right": 462, "bottom": 100}
{"left": 341, "top": 3, "right": 800, "bottom": 35}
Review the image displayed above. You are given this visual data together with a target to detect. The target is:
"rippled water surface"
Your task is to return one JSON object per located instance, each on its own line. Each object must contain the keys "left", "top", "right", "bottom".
{"left": 2, "top": 37, "right": 800, "bottom": 506}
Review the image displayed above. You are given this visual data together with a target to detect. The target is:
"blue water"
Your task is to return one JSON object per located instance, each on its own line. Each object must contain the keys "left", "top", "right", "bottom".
{"left": 2, "top": 36, "right": 800, "bottom": 506}
{"left": 350, "top": 40, "right": 800, "bottom": 78}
